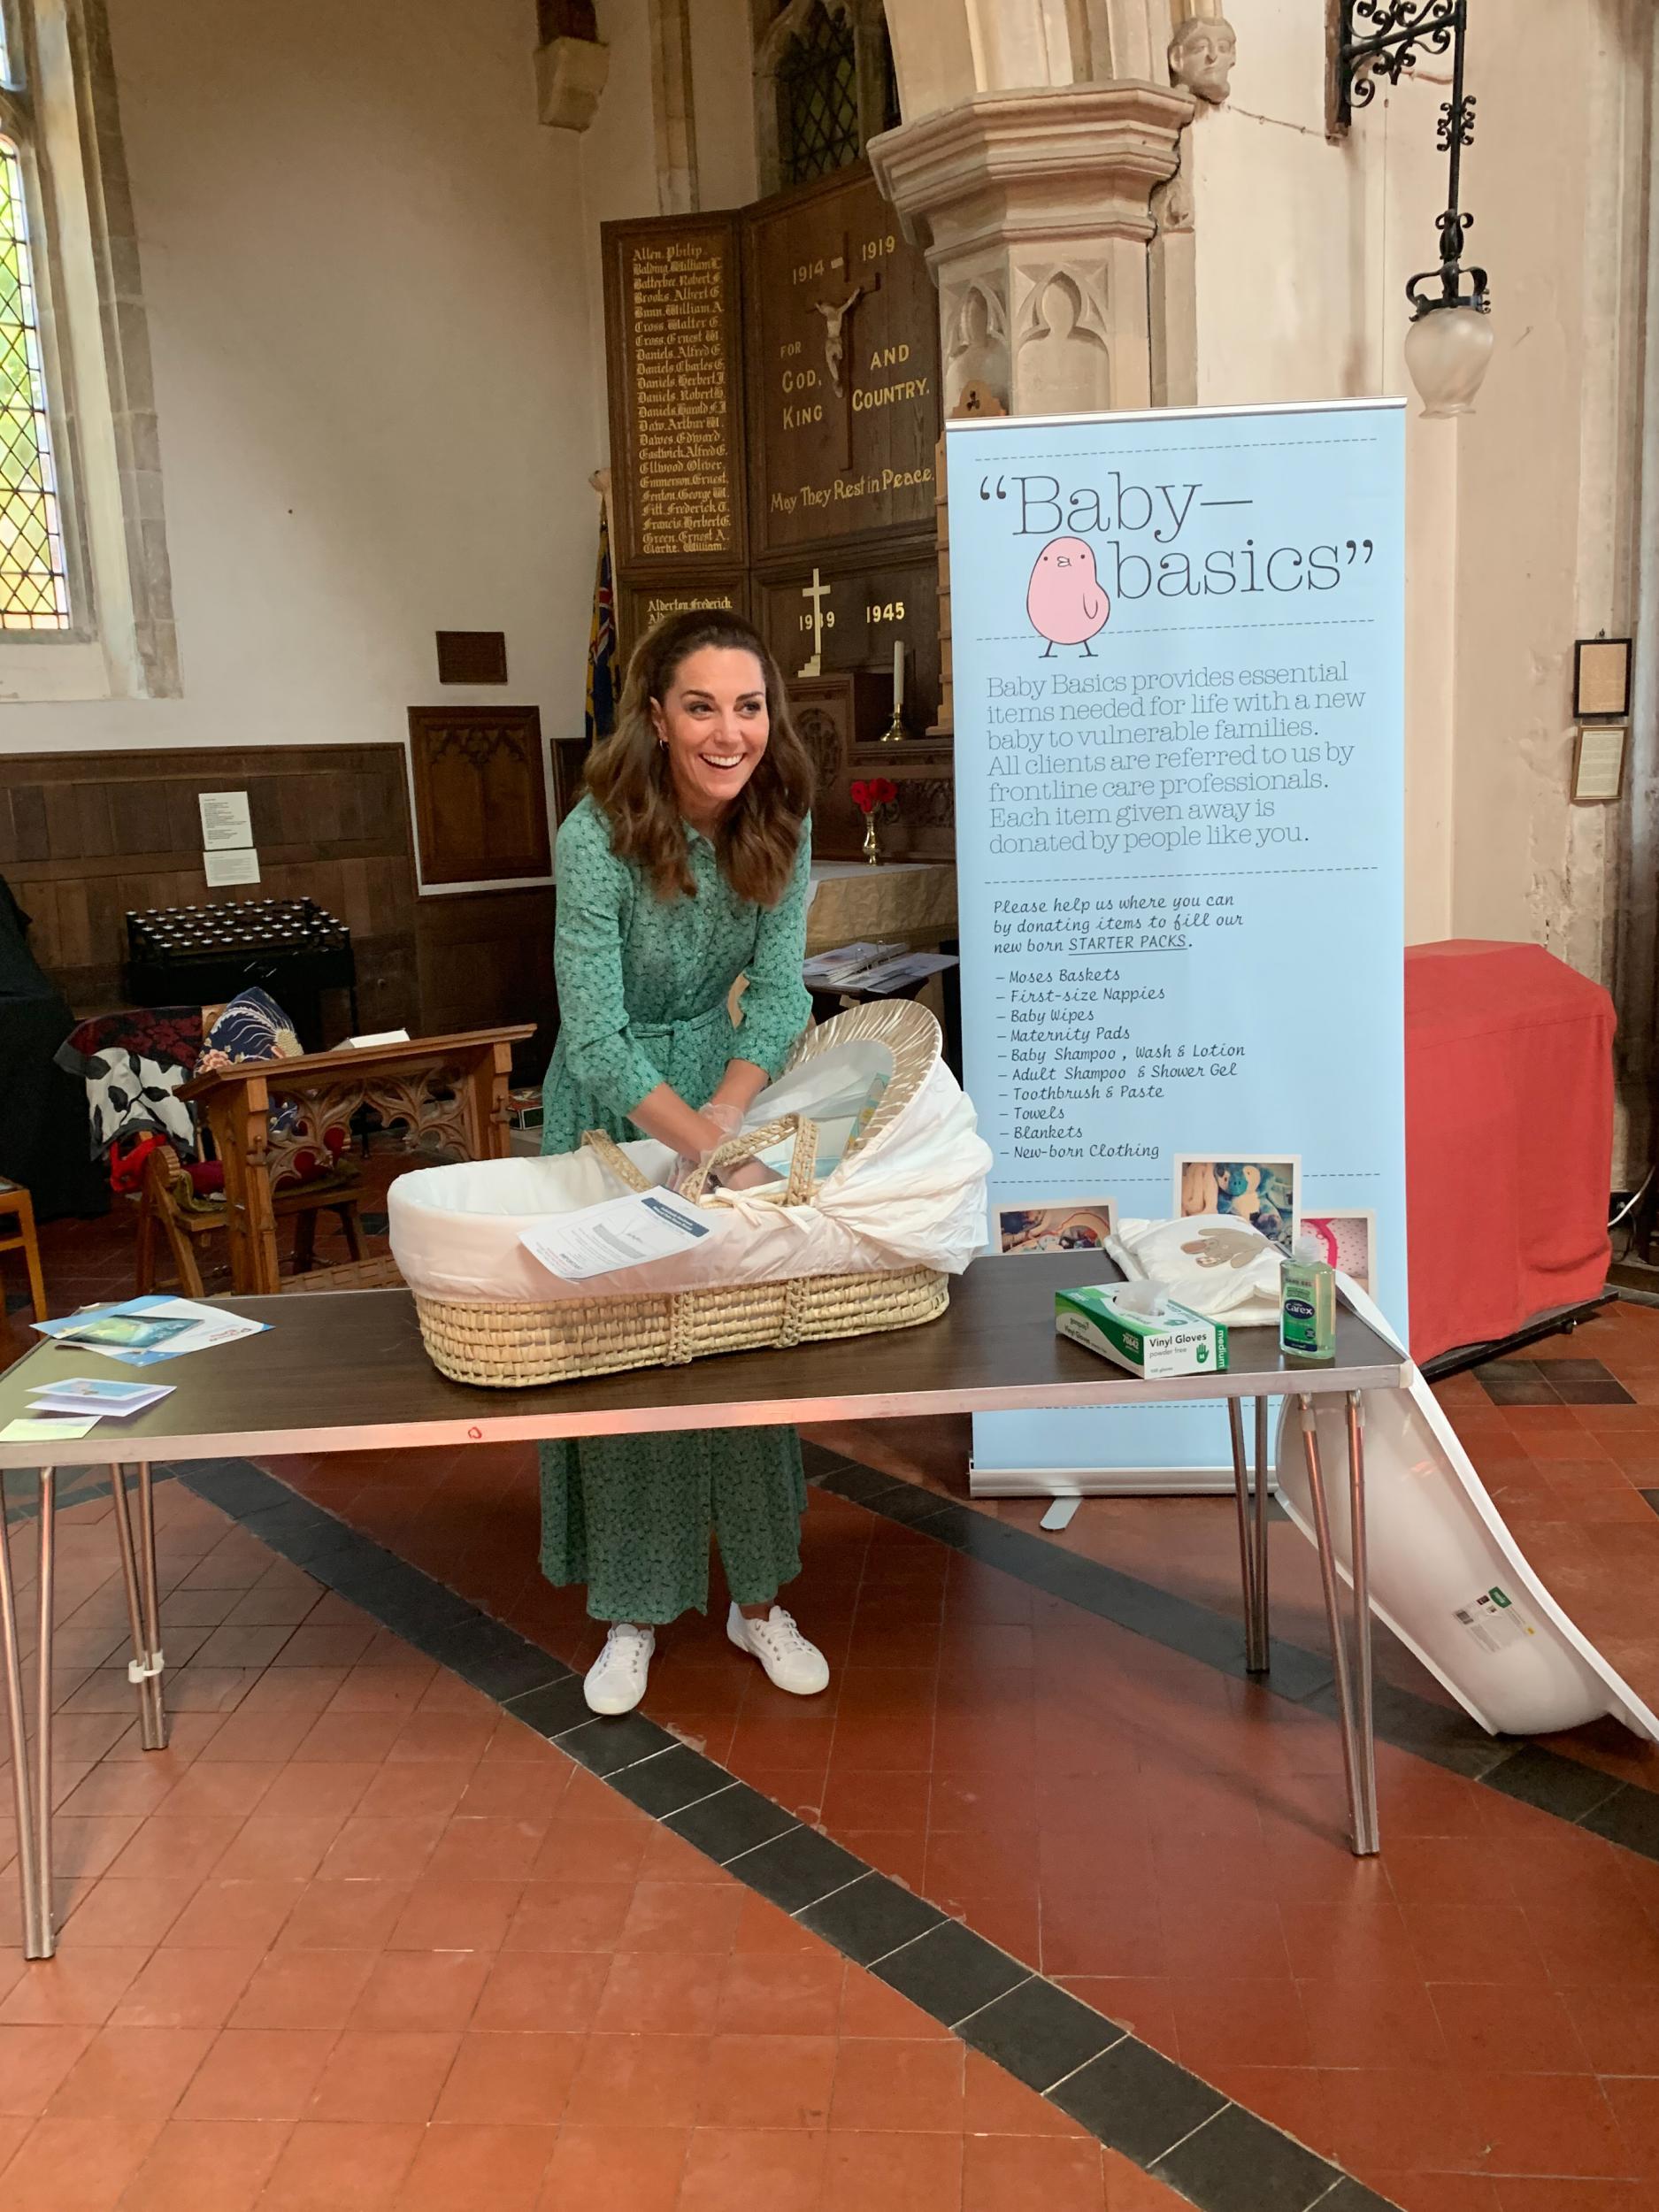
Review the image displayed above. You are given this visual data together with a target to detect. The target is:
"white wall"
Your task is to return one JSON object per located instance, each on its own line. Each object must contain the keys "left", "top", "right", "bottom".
{"left": 690, "top": 0, "right": 760, "bottom": 209}
{"left": 1192, "top": 7, "right": 1462, "bottom": 946}
{"left": 581, "top": 0, "right": 664, "bottom": 463}
{"left": 1190, "top": 0, "right": 1648, "bottom": 985}
{"left": 1, "top": 0, "right": 649, "bottom": 756}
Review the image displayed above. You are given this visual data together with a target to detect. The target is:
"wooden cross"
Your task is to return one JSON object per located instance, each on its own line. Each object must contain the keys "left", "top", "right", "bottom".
{"left": 798, "top": 566, "right": 829, "bottom": 676}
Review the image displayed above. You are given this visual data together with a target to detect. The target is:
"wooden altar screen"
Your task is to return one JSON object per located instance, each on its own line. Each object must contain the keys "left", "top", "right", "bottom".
{"left": 601, "top": 163, "right": 952, "bottom": 865}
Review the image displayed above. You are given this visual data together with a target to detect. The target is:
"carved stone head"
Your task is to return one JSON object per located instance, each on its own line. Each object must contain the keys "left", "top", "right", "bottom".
{"left": 1168, "top": 13, "right": 1236, "bottom": 104}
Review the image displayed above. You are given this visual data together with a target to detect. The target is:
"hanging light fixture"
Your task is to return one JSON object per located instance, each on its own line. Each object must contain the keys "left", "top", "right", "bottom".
{"left": 1333, "top": 1, "right": 1492, "bottom": 419}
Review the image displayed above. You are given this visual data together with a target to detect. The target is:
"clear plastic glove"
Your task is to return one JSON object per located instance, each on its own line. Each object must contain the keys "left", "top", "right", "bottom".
{"left": 671, "top": 1099, "right": 746, "bottom": 1195}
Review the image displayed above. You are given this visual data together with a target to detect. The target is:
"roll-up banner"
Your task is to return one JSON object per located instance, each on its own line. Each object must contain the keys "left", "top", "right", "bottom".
{"left": 947, "top": 400, "right": 1407, "bottom": 1492}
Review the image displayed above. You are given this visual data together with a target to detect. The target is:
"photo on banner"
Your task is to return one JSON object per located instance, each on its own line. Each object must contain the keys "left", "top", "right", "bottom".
{"left": 1174, "top": 1155, "right": 1298, "bottom": 1254}
{"left": 946, "top": 398, "right": 1407, "bottom": 1493}
{"left": 1302, "top": 1210, "right": 1377, "bottom": 1294}
{"left": 995, "top": 1199, "right": 1118, "bottom": 1255}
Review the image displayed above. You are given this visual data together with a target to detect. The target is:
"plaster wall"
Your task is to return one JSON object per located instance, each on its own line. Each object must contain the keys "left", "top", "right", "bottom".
{"left": 689, "top": 0, "right": 760, "bottom": 208}
{"left": 1, "top": 0, "right": 614, "bottom": 757}
{"left": 1192, "top": 6, "right": 1457, "bottom": 948}
{"left": 580, "top": 0, "right": 663, "bottom": 464}
{"left": 1191, "top": 0, "right": 1648, "bottom": 987}
{"left": 1447, "top": 0, "right": 1643, "bottom": 991}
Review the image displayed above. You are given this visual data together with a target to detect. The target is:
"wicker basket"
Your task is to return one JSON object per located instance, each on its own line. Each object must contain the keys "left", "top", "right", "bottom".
{"left": 414, "top": 1263, "right": 949, "bottom": 1387}
{"left": 409, "top": 1002, "right": 954, "bottom": 1388}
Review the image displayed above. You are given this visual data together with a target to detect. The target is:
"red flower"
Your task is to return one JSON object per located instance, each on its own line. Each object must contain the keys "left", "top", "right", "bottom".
{"left": 850, "top": 777, "right": 898, "bottom": 815}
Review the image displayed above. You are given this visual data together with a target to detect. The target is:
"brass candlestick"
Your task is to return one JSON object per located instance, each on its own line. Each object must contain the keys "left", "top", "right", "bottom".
{"left": 879, "top": 702, "right": 908, "bottom": 744}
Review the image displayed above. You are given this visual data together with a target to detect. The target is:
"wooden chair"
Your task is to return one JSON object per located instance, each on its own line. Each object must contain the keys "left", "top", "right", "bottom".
{"left": 0, "top": 1179, "right": 47, "bottom": 1323}
{"left": 179, "top": 1025, "right": 532, "bottom": 1295}
{"left": 134, "top": 1143, "right": 371, "bottom": 1300}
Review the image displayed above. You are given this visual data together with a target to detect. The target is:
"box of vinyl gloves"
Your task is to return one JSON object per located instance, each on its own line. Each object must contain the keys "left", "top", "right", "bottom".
{"left": 1055, "top": 1282, "right": 1229, "bottom": 1379}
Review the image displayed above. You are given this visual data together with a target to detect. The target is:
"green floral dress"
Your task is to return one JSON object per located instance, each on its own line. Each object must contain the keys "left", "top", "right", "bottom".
{"left": 540, "top": 795, "right": 815, "bottom": 1624}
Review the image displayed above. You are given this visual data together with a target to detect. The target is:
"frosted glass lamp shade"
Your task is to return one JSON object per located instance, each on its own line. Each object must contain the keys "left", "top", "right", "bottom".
{"left": 1403, "top": 304, "right": 1494, "bottom": 419}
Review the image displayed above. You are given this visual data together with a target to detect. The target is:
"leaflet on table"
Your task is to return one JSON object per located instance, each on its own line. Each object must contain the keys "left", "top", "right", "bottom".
{"left": 0, "top": 1417, "right": 100, "bottom": 1441}
{"left": 848, "top": 951, "right": 959, "bottom": 995}
{"left": 26, "top": 1378, "right": 174, "bottom": 1419}
{"left": 803, "top": 941, "right": 907, "bottom": 985}
{"left": 519, "top": 1188, "right": 716, "bottom": 1281}
{"left": 33, "top": 1296, "right": 269, "bottom": 1366}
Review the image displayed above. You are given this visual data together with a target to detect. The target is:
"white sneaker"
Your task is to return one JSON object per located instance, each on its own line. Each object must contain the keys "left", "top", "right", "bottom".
{"left": 584, "top": 1624, "right": 655, "bottom": 1715}
{"left": 726, "top": 1603, "right": 830, "bottom": 1696}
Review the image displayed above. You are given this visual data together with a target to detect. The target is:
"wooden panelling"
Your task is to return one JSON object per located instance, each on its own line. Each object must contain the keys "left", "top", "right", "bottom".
{"left": 406, "top": 707, "right": 552, "bottom": 887}
{"left": 414, "top": 887, "right": 557, "bottom": 1082}
{"left": 0, "top": 746, "right": 419, "bottom": 1027}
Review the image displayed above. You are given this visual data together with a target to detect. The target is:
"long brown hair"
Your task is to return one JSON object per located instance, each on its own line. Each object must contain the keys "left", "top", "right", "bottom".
{"left": 585, "top": 610, "right": 812, "bottom": 904}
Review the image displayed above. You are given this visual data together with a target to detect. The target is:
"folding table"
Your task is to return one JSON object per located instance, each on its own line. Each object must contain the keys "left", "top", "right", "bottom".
{"left": 0, "top": 1253, "right": 1407, "bottom": 1958}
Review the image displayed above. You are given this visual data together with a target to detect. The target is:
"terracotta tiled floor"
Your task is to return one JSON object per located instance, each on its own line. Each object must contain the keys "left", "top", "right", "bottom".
{"left": 8, "top": 1199, "right": 1659, "bottom": 2208}
{"left": 0, "top": 1477, "right": 1183, "bottom": 2210}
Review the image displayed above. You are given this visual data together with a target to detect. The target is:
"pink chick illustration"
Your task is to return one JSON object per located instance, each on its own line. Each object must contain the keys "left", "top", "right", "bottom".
{"left": 1026, "top": 536, "right": 1110, "bottom": 657}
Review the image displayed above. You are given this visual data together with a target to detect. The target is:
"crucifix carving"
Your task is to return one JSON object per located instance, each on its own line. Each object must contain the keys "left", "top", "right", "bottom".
{"left": 797, "top": 565, "right": 830, "bottom": 676}
{"left": 813, "top": 233, "right": 881, "bottom": 469}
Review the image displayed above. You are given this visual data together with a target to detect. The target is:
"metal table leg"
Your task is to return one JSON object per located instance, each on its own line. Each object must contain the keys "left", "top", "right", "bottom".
{"left": 1346, "top": 1392, "right": 1379, "bottom": 1853}
{"left": 1252, "top": 1396, "right": 1271, "bottom": 1668}
{"left": 134, "top": 1463, "right": 168, "bottom": 1749}
{"left": 0, "top": 1466, "right": 57, "bottom": 1957}
{"left": 1, "top": 1470, "right": 47, "bottom": 1957}
{"left": 1226, "top": 1399, "right": 1264, "bottom": 1671}
{"left": 1298, "top": 1394, "right": 1379, "bottom": 1855}
{"left": 109, "top": 1466, "right": 165, "bottom": 1751}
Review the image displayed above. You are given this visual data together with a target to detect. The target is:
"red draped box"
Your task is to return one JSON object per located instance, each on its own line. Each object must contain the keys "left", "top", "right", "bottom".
{"left": 1406, "top": 940, "right": 1614, "bottom": 1363}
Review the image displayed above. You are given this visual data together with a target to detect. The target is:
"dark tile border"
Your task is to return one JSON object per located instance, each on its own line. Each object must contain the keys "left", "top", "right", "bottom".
{"left": 803, "top": 1448, "right": 1659, "bottom": 1860}
{"left": 165, "top": 1454, "right": 1389, "bottom": 2212}
{"left": 1473, "top": 1355, "right": 1633, "bottom": 1409}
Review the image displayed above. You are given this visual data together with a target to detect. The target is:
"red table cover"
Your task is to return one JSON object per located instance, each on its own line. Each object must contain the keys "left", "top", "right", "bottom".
{"left": 1406, "top": 939, "right": 1614, "bottom": 1363}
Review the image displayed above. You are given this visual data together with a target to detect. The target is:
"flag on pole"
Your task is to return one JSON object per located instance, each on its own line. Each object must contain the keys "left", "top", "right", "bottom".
{"left": 585, "top": 500, "right": 617, "bottom": 745}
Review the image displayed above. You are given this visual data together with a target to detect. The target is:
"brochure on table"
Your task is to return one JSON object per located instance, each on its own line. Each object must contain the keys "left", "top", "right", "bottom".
{"left": 947, "top": 399, "right": 1408, "bottom": 1492}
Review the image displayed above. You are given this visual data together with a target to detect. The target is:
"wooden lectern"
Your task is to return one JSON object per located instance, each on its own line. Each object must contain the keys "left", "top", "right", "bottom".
{"left": 179, "top": 1025, "right": 533, "bottom": 1296}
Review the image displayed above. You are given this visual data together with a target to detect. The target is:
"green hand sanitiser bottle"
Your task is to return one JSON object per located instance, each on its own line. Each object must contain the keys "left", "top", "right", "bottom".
{"left": 1279, "top": 1233, "right": 1336, "bottom": 1364}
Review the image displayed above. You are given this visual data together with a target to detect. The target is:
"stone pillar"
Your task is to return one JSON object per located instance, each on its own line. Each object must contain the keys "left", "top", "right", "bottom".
{"left": 868, "top": 83, "right": 1191, "bottom": 423}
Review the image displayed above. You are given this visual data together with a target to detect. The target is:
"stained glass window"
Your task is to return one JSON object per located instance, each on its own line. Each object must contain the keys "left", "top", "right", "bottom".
{"left": 0, "top": 134, "right": 69, "bottom": 628}
{"left": 777, "top": 2, "right": 860, "bottom": 188}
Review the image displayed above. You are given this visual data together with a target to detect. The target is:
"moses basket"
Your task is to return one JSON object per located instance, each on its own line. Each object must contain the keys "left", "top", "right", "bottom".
{"left": 389, "top": 1001, "right": 992, "bottom": 1387}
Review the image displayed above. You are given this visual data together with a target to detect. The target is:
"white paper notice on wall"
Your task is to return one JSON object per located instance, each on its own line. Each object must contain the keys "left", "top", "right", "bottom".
{"left": 198, "top": 791, "right": 252, "bottom": 850}
{"left": 204, "top": 847, "right": 260, "bottom": 887}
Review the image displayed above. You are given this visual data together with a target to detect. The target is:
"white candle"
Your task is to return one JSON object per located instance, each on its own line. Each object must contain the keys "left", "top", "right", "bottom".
{"left": 892, "top": 638, "right": 904, "bottom": 706}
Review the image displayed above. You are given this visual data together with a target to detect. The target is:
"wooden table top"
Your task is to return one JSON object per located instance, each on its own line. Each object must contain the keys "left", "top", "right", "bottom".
{"left": 0, "top": 1254, "right": 1406, "bottom": 1470}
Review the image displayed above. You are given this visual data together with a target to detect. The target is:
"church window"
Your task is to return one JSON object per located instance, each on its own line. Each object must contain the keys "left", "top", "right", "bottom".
{"left": 776, "top": 1, "right": 860, "bottom": 188}
{"left": 0, "top": 1, "right": 179, "bottom": 697}
{"left": 760, "top": 0, "right": 897, "bottom": 197}
{"left": 0, "top": 132, "right": 71, "bottom": 627}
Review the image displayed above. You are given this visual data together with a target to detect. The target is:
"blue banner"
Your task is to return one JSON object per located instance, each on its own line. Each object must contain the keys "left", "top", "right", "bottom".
{"left": 947, "top": 400, "right": 1407, "bottom": 1489}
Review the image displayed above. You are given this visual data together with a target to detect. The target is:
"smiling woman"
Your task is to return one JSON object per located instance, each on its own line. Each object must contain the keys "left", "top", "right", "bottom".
{"left": 587, "top": 611, "right": 813, "bottom": 908}
{"left": 541, "top": 611, "right": 826, "bottom": 1717}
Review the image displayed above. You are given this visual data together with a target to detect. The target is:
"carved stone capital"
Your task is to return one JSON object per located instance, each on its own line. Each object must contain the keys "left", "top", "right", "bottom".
{"left": 868, "top": 82, "right": 1192, "bottom": 265}
{"left": 535, "top": 34, "right": 610, "bottom": 132}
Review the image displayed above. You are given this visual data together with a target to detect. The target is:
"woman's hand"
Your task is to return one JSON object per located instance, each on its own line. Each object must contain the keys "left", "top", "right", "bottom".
{"left": 700, "top": 1097, "right": 743, "bottom": 1145}
{"left": 716, "top": 1156, "right": 780, "bottom": 1194}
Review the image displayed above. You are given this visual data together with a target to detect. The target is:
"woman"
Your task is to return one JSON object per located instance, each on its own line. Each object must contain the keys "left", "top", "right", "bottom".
{"left": 541, "top": 610, "right": 829, "bottom": 1717}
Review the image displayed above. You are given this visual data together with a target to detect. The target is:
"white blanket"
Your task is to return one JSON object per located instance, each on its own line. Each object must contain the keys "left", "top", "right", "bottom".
{"left": 389, "top": 1041, "right": 991, "bottom": 1302}
{"left": 1105, "top": 1213, "right": 1283, "bottom": 1326}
